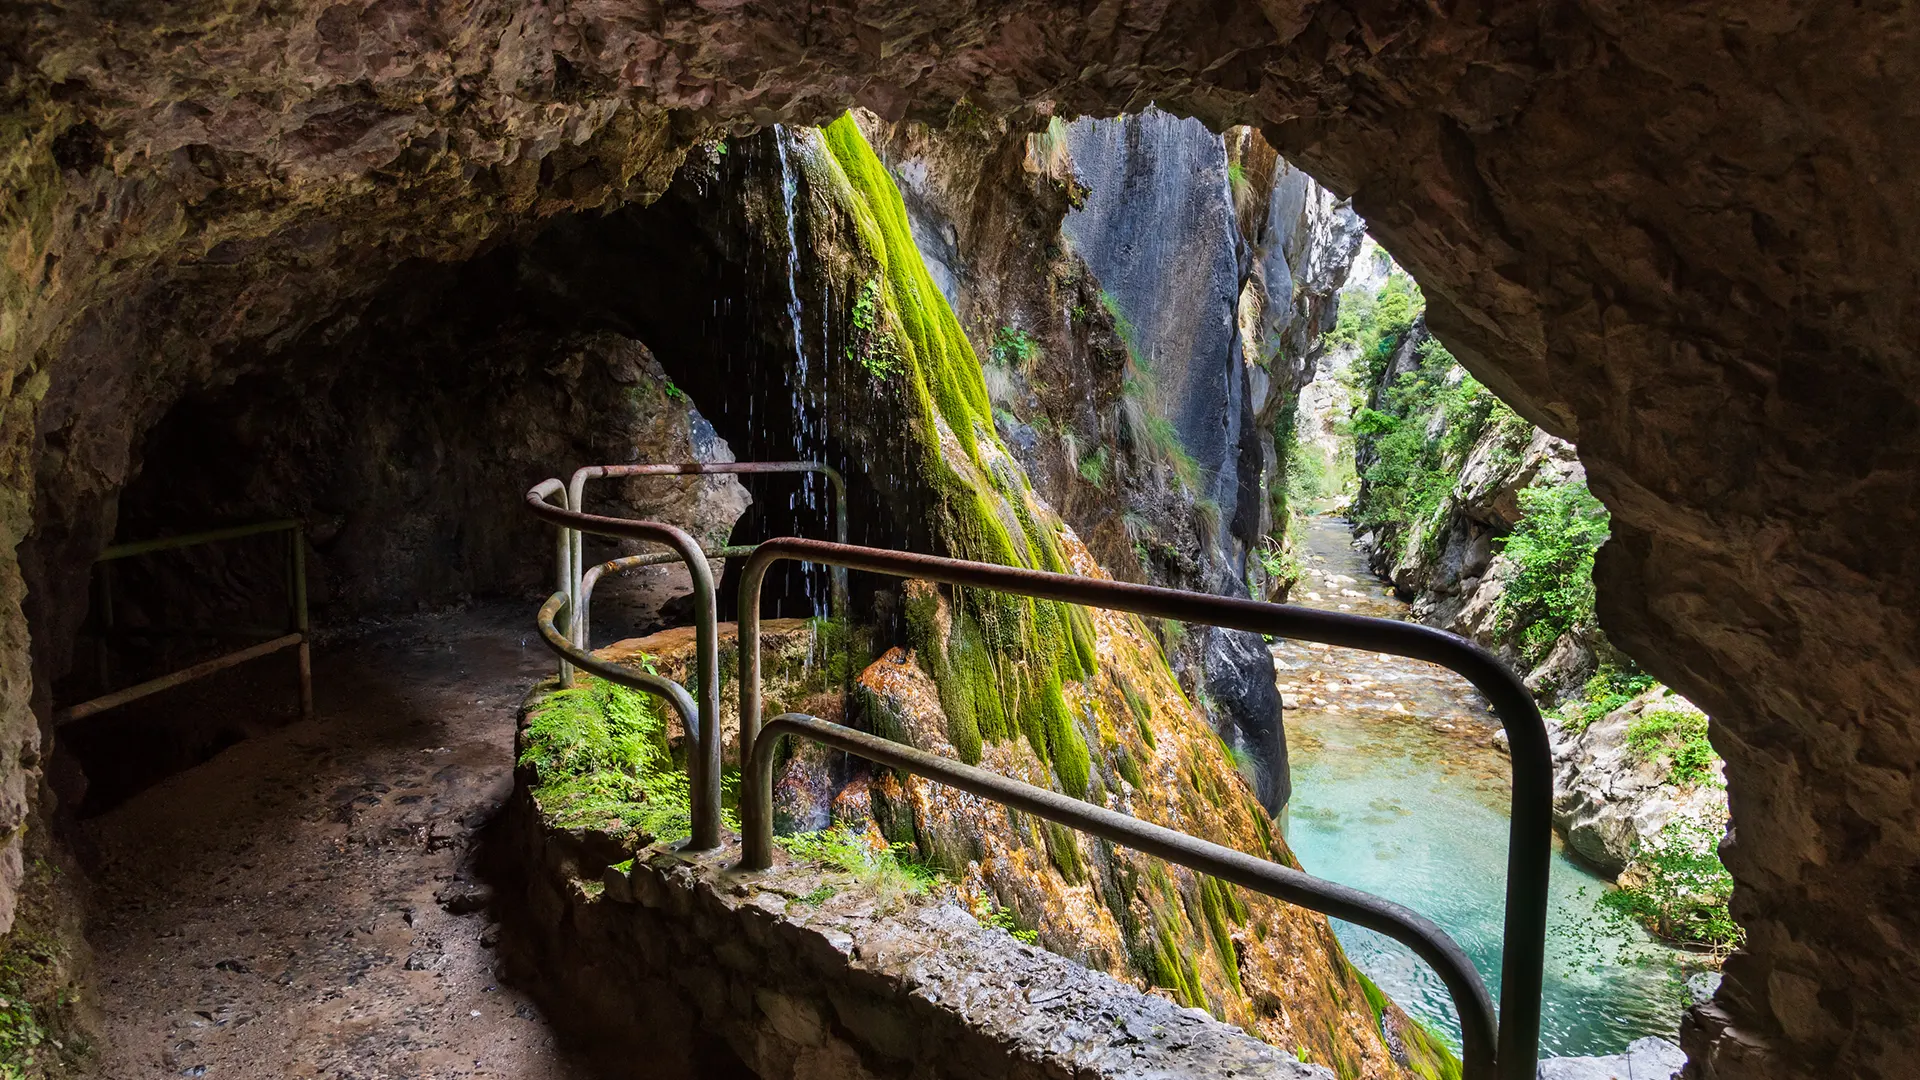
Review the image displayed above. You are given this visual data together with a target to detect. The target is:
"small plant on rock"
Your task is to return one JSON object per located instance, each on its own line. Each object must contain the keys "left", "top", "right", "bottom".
{"left": 1626, "top": 707, "right": 1719, "bottom": 788}
{"left": 989, "top": 325, "right": 1041, "bottom": 370}
{"left": 777, "top": 825, "right": 936, "bottom": 912}
{"left": 1560, "top": 666, "right": 1658, "bottom": 733}
{"left": 1600, "top": 814, "right": 1742, "bottom": 954}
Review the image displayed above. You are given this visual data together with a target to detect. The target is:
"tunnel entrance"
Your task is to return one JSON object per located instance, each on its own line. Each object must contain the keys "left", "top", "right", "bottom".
{"left": 40, "top": 130, "right": 933, "bottom": 817}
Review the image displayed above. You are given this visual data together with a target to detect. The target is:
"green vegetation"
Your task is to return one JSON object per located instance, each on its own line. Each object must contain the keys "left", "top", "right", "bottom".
{"left": 1493, "top": 478, "right": 1609, "bottom": 666}
{"left": 974, "top": 899, "right": 1039, "bottom": 944}
{"left": 1340, "top": 273, "right": 1531, "bottom": 553}
{"left": 1077, "top": 444, "right": 1109, "bottom": 488}
{"left": 1100, "top": 290, "right": 1137, "bottom": 352}
{"left": 520, "top": 674, "right": 736, "bottom": 842}
{"left": 1193, "top": 875, "right": 1247, "bottom": 994}
{"left": 1559, "top": 666, "right": 1658, "bottom": 732}
{"left": 1601, "top": 815, "right": 1742, "bottom": 953}
{"left": 1349, "top": 967, "right": 1462, "bottom": 1080}
{"left": 1252, "top": 536, "right": 1299, "bottom": 591}
{"left": 989, "top": 325, "right": 1040, "bottom": 370}
{"left": 778, "top": 825, "right": 937, "bottom": 911}
{"left": 1041, "top": 820, "right": 1086, "bottom": 883}
{"left": 1330, "top": 271, "right": 1421, "bottom": 384}
{"left": 845, "top": 275, "right": 903, "bottom": 378}
{"left": 823, "top": 115, "right": 1098, "bottom": 796}
{"left": 0, "top": 853, "right": 88, "bottom": 1080}
{"left": 1626, "top": 707, "right": 1718, "bottom": 787}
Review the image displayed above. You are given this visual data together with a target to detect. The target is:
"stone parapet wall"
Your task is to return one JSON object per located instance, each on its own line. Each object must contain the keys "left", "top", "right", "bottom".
{"left": 500, "top": 790, "right": 1331, "bottom": 1080}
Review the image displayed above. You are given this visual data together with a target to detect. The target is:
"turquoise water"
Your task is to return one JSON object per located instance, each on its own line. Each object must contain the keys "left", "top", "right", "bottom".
{"left": 1276, "top": 517, "right": 1702, "bottom": 1057}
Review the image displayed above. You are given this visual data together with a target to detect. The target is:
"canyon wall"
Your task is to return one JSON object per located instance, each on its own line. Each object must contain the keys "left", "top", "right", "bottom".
{"left": 872, "top": 110, "right": 1364, "bottom": 816}
{"left": 4, "top": 4, "right": 1919, "bottom": 1077}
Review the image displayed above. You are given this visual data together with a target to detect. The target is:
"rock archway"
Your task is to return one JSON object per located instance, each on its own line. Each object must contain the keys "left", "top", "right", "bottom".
{"left": 3, "top": 4, "right": 1914, "bottom": 1077}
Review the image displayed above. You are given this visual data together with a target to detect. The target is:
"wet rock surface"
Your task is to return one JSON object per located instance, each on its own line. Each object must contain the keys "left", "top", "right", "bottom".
{"left": 502, "top": 818, "right": 1333, "bottom": 1080}
{"left": 3, "top": 5, "right": 1918, "bottom": 1077}
{"left": 75, "top": 604, "right": 590, "bottom": 1079}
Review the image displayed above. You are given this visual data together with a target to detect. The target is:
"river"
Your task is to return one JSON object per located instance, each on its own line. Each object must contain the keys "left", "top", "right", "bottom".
{"left": 1275, "top": 515, "right": 1704, "bottom": 1058}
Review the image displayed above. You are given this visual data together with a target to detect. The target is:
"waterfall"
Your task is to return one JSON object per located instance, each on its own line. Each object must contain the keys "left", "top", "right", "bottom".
{"left": 772, "top": 124, "right": 826, "bottom": 617}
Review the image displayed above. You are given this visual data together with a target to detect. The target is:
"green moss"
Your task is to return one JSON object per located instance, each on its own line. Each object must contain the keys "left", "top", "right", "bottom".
{"left": 1148, "top": 906, "right": 1207, "bottom": 1009}
{"left": 1114, "top": 748, "right": 1143, "bottom": 789}
{"left": 1042, "top": 820, "right": 1086, "bottom": 883}
{"left": 821, "top": 114, "right": 1099, "bottom": 793}
{"left": 521, "top": 675, "right": 738, "bottom": 842}
{"left": 1196, "top": 876, "right": 1245, "bottom": 994}
{"left": 1350, "top": 966, "right": 1463, "bottom": 1080}
{"left": 1401, "top": 1018, "right": 1466, "bottom": 1080}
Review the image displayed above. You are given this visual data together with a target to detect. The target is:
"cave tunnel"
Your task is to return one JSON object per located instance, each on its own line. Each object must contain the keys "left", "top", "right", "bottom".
{"left": 42, "top": 131, "right": 930, "bottom": 816}
{"left": 5, "top": 4, "right": 1919, "bottom": 1080}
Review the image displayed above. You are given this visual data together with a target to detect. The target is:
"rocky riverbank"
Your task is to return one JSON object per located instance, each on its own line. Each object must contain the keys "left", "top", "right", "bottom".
{"left": 1311, "top": 261, "right": 1735, "bottom": 957}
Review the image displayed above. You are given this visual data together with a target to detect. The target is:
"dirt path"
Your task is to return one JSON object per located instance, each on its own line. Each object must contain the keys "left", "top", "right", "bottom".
{"left": 74, "top": 603, "right": 598, "bottom": 1080}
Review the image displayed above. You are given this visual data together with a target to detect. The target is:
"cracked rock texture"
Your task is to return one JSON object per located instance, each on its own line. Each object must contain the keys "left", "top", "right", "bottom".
{"left": 500, "top": 794, "right": 1333, "bottom": 1080}
{"left": 1551, "top": 691, "right": 1728, "bottom": 879}
{"left": 4, "top": 4, "right": 1919, "bottom": 1078}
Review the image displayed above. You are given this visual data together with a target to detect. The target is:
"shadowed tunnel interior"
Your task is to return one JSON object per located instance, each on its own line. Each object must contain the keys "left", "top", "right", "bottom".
{"left": 3, "top": 5, "right": 1918, "bottom": 1080}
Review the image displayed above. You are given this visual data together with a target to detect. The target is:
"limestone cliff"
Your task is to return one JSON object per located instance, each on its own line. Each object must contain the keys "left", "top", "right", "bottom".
{"left": 866, "top": 110, "right": 1364, "bottom": 817}
{"left": 1332, "top": 279, "right": 1732, "bottom": 909}
{"left": 10, "top": 5, "right": 1920, "bottom": 1077}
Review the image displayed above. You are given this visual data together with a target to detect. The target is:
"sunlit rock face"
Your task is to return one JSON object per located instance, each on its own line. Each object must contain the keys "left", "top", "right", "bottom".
{"left": 4, "top": 5, "right": 1918, "bottom": 1077}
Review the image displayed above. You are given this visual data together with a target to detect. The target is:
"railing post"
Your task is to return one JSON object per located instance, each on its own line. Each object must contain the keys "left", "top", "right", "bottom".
{"left": 526, "top": 483, "right": 722, "bottom": 851}
{"left": 729, "top": 537, "right": 1549, "bottom": 1080}
{"left": 553, "top": 511, "right": 574, "bottom": 684}
{"left": 738, "top": 549, "right": 775, "bottom": 869}
{"left": 823, "top": 465, "right": 850, "bottom": 621}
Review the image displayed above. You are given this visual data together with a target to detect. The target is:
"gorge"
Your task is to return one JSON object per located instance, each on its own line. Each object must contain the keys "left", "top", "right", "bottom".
{"left": 4, "top": 6, "right": 1919, "bottom": 1080}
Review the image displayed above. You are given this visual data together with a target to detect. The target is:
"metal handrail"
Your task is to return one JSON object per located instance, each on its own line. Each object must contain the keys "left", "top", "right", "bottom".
{"left": 525, "top": 461, "right": 847, "bottom": 851}
{"left": 576, "top": 546, "right": 758, "bottom": 653}
{"left": 57, "top": 519, "right": 312, "bottom": 724}
{"left": 734, "top": 537, "right": 1552, "bottom": 1080}
{"left": 528, "top": 478, "right": 723, "bottom": 850}
{"left": 564, "top": 462, "right": 848, "bottom": 650}
{"left": 536, "top": 591, "right": 701, "bottom": 748}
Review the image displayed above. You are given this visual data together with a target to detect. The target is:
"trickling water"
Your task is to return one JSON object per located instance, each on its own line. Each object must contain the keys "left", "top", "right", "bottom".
{"left": 772, "top": 125, "right": 827, "bottom": 617}
{"left": 1278, "top": 516, "right": 1705, "bottom": 1058}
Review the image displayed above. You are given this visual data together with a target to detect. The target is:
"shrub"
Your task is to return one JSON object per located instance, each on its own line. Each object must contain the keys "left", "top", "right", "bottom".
{"left": 1493, "top": 478, "right": 1609, "bottom": 665}
{"left": 1600, "top": 815, "right": 1742, "bottom": 953}
{"left": 1560, "top": 666, "right": 1657, "bottom": 732}
{"left": 1626, "top": 707, "right": 1718, "bottom": 787}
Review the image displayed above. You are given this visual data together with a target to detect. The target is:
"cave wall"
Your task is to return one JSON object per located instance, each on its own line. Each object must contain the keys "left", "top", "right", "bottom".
{"left": 4, "top": 4, "right": 1918, "bottom": 1077}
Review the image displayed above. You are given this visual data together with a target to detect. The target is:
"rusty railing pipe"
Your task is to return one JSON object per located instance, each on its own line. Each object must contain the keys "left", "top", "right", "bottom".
{"left": 735, "top": 537, "right": 1550, "bottom": 1080}
{"left": 576, "top": 546, "right": 758, "bottom": 653}
{"left": 527, "top": 479, "right": 722, "bottom": 851}
{"left": 567, "top": 462, "right": 848, "bottom": 629}
{"left": 536, "top": 591, "right": 701, "bottom": 751}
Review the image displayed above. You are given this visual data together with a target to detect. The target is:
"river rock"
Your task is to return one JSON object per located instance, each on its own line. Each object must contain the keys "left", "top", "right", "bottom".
{"left": 1550, "top": 691, "right": 1726, "bottom": 877}
{"left": 1537, "top": 1037, "right": 1686, "bottom": 1080}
